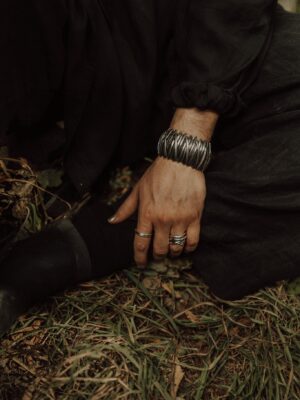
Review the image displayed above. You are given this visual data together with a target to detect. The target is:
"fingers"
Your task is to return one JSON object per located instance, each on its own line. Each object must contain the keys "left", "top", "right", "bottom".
{"left": 134, "top": 215, "right": 153, "bottom": 267}
{"left": 185, "top": 219, "right": 201, "bottom": 253}
{"left": 169, "top": 224, "right": 188, "bottom": 258}
{"left": 108, "top": 186, "right": 139, "bottom": 224}
{"left": 152, "top": 222, "right": 171, "bottom": 261}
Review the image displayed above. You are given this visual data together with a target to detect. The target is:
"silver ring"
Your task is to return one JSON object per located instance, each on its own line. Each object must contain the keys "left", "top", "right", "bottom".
{"left": 169, "top": 232, "right": 187, "bottom": 247}
{"left": 135, "top": 229, "right": 153, "bottom": 239}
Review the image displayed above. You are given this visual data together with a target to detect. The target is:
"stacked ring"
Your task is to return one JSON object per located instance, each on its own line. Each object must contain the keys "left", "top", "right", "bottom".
{"left": 169, "top": 232, "right": 187, "bottom": 247}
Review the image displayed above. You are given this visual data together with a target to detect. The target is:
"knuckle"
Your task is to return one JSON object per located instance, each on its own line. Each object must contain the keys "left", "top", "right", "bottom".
{"left": 154, "top": 244, "right": 167, "bottom": 253}
{"left": 141, "top": 206, "right": 153, "bottom": 221}
{"left": 136, "top": 242, "right": 147, "bottom": 252}
{"left": 138, "top": 222, "right": 152, "bottom": 231}
{"left": 155, "top": 212, "right": 174, "bottom": 224}
{"left": 135, "top": 254, "right": 146, "bottom": 264}
{"left": 186, "top": 215, "right": 199, "bottom": 224}
{"left": 191, "top": 216, "right": 200, "bottom": 224}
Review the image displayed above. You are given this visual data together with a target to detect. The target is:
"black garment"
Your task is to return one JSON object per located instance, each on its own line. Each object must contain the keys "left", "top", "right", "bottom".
{"left": 0, "top": 219, "right": 92, "bottom": 335}
{"left": 73, "top": 7, "right": 300, "bottom": 299}
{"left": 1, "top": 0, "right": 276, "bottom": 192}
{"left": 0, "top": 2, "right": 299, "bottom": 299}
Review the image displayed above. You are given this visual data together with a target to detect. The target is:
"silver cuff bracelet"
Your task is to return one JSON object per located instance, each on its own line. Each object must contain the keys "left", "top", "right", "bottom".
{"left": 157, "top": 128, "right": 212, "bottom": 172}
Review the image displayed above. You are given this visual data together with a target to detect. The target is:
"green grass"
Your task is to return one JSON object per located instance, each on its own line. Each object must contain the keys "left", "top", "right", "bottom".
{"left": 0, "top": 266, "right": 299, "bottom": 399}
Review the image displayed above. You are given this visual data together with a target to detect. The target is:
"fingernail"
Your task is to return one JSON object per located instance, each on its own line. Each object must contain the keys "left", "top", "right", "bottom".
{"left": 107, "top": 215, "right": 117, "bottom": 223}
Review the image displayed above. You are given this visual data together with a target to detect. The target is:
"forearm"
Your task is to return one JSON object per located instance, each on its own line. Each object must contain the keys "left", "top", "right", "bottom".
{"left": 170, "top": 108, "right": 219, "bottom": 142}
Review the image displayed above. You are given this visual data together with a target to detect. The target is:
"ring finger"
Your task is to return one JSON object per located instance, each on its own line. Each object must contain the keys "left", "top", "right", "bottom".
{"left": 169, "top": 224, "right": 188, "bottom": 258}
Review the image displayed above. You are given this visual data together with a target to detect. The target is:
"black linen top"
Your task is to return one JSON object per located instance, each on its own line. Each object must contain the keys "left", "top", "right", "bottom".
{"left": 0, "top": 0, "right": 277, "bottom": 190}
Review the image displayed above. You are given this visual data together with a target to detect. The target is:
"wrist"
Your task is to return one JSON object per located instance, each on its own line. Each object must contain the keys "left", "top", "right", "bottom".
{"left": 170, "top": 108, "right": 219, "bottom": 141}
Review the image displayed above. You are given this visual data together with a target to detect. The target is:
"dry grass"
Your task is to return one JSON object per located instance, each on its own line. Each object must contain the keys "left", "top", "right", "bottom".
{"left": 0, "top": 269, "right": 299, "bottom": 400}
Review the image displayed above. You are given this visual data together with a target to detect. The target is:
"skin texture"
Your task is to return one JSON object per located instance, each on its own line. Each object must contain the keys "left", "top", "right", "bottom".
{"left": 108, "top": 108, "right": 219, "bottom": 267}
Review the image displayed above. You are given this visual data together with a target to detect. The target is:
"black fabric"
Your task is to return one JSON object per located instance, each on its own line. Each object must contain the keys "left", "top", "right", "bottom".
{"left": 73, "top": 8, "right": 300, "bottom": 299}
{"left": 1, "top": 0, "right": 277, "bottom": 192}
{"left": 73, "top": 198, "right": 137, "bottom": 277}
{"left": 172, "top": 0, "right": 277, "bottom": 116}
{"left": 0, "top": 220, "right": 90, "bottom": 304}
{"left": 0, "top": 219, "right": 92, "bottom": 335}
{"left": 0, "top": 3, "right": 300, "bottom": 299}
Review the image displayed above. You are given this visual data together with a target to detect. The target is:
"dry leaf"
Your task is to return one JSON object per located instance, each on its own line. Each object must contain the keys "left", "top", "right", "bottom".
{"left": 22, "top": 387, "right": 33, "bottom": 400}
{"left": 149, "top": 262, "right": 168, "bottom": 273}
{"left": 185, "top": 310, "right": 199, "bottom": 323}
{"left": 162, "top": 282, "right": 174, "bottom": 295}
{"left": 12, "top": 199, "right": 29, "bottom": 220}
{"left": 172, "top": 358, "right": 184, "bottom": 398}
{"left": 142, "top": 277, "right": 161, "bottom": 290}
{"left": 166, "top": 269, "right": 180, "bottom": 279}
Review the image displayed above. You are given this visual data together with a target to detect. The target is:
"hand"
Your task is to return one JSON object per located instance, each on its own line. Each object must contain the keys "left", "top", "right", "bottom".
{"left": 108, "top": 108, "right": 218, "bottom": 267}
{"left": 108, "top": 156, "right": 206, "bottom": 267}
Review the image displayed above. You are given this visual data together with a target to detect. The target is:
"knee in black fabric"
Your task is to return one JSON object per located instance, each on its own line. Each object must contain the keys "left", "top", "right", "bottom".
{"left": 72, "top": 195, "right": 137, "bottom": 279}
{"left": 190, "top": 245, "right": 246, "bottom": 300}
{"left": 0, "top": 219, "right": 91, "bottom": 304}
{"left": 191, "top": 241, "right": 300, "bottom": 301}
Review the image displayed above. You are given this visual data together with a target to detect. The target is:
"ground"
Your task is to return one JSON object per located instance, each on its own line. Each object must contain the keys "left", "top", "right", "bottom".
{"left": 0, "top": 155, "right": 299, "bottom": 400}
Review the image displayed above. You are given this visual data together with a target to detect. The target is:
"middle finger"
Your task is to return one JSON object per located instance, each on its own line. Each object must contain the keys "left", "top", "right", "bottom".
{"left": 134, "top": 219, "right": 153, "bottom": 267}
{"left": 153, "top": 222, "right": 171, "bottom": 261}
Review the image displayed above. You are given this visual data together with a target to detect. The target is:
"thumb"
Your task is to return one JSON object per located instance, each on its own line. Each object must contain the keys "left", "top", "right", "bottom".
{"left": 108, "top": 186, "right": 139, "bottom": 224}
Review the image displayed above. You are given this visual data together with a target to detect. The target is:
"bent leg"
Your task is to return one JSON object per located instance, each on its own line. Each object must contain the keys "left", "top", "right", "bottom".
{"left": 191, "top": 128, "right": 300, "bottom": 299}
{"left": 73, "top": 197, "right": 138, "bottom": 277}
{"left": 190, "top": 7, "right": 300, "bottom": 299}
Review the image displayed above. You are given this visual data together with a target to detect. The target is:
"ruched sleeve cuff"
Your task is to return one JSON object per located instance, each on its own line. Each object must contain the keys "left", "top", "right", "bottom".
{"left": 172, "top": 0, "right": 277, "bottom": 118}
{"left": 171, "top": 82, "right": 245, "bottom": 117}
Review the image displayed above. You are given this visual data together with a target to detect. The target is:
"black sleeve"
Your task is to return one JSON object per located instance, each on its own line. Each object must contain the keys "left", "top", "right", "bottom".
{"left": 172, "top": 0, "right": 277, "bottom": 117}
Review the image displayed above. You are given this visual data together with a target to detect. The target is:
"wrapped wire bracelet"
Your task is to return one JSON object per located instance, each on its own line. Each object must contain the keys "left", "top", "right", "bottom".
{"left": 157, "top": 128, "right": 212, "bottom": 172}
